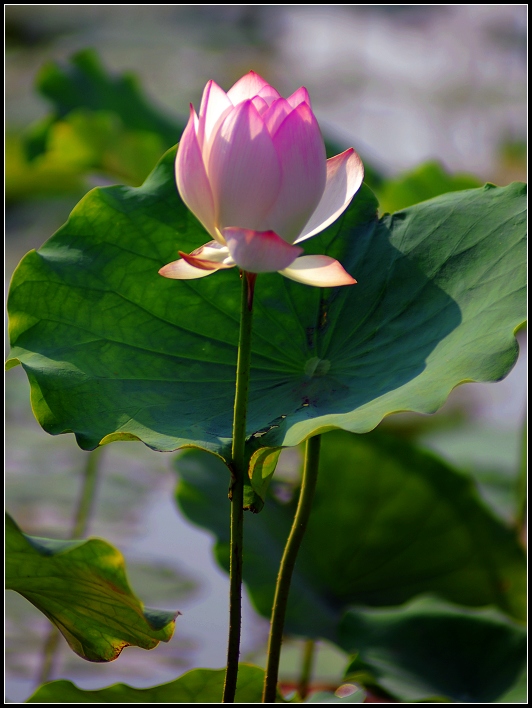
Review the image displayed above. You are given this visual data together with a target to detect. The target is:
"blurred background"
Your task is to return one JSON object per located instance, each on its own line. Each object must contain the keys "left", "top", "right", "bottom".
{"left": 5, "top": 5, "right": 527, "bottom": 702}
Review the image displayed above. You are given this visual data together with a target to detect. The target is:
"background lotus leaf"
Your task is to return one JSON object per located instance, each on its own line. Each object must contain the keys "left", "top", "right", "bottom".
{"left": 175, "top": 430, "right": 526, "bottom": 643}
{"left": 24, "top": 48, "right": 184, "bottom": 161}
{"left": 27, "top": 665, "right": 266, "bottom": 703}
{"left": 340, "top": 595, "right": 527, "bottom": 703}
{"left": 375, "top": 160, "right": 481, "bottom": 213}
{"left": 5, "top": 513, "right": 177, "bottom": 662}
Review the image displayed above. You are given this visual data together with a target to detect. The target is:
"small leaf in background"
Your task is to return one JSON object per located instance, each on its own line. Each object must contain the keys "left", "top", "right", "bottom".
{"left": 375, "top": 160, "right": 481, "bottom": 214}
{"left": 25, "top": 48, "right": 184, "bottom": 160}
{"left": 8, "top": 109, "right": 167, "bottom": 203}
{"left": 5, "top": 513, "right": 178, "bottom": 662}
{"left": 175, "top": 430, "right": 526, "bottom": 643}
{"left": 42, "top": 109, "right": 167, "bottom": 186}
{"left": 7, "top": 141, "right": 526, "bottom": 456}
{"left": 247, "top": 446, "right": 283, "bottom": 511}
{"left": 6, "top": 49, "right": 185, "bottom": 202}
{"left": 340, "top": 595, "right": 527, "bottom": 703}
{"left": 27, "top": 664, "right": 266, "bottom": 703}
{"left": 5, "top": 132, "right": 87, "bottom": 203}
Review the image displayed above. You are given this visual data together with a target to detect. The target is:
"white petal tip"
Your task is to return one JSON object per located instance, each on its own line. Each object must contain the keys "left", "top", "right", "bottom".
{"left": 158, "top": 259, "right": 218, "bottom": 280}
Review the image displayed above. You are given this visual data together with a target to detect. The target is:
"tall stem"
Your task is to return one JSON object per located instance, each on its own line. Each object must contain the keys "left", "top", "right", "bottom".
{"left": 299, "top": 639, "right": 316, "bottom": 700}
{"left": 223, "top": 271, "right": 256, "bottom": 703}
{"left": 262, "top": 435, "right": 322, "bottom": 703}
{"left": 70, "top": 446, "right": 104, "bottom": 539}
{"left": 36, "top": 445, "right": 104, "bottom": 685}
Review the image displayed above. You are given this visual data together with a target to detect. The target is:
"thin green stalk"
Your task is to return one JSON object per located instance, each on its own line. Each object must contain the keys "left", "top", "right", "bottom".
{"left": 36, "top": 446, "right": 104, "bottom": 685}
{"left": 262, "top": 435, "right": 322, "bottom": 703}
{"left": 70, "top": 446, "right": 104, "bottom": 539}
{"left": 223, "top": 272, "right": 256, "bottom": 703}
{"left": 36, "top": 629, "right": 61, "bottom": 686}
{"left": 298, "top": 639, "right": 316, "bottom": 700}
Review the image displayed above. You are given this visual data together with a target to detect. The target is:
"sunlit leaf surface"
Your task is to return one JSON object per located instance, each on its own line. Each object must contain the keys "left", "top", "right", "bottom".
{"left": 5, "top": 514, "right": 177, "bottom": 662}
{"left": 7, "top": 145, "right": 525, "bottom": 456}
{"left": 27, "top": 664, "right": 265, "bottom": 703}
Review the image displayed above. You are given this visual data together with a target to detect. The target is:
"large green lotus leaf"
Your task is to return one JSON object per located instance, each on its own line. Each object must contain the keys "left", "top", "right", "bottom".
{"left": 27, "top": 665, "right": 265, "bottom": 703}
{"left": 5, "top": 514, "right": 177, "bottom": 662}
{"left": 340, "top": 596, "right": 527, "bottom": 703}
{"left": 175, "top": 431, "right": 526, "bottom": 643}
{"left": 7, "top": 143, "right": 525, "bottom": 455}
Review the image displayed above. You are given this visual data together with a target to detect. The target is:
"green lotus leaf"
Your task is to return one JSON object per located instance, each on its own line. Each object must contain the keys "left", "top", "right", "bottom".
{"left": 247, "top": 446, "right": 283, "bottom": 510}
{"left": 25, "top": 48, "right": 183, "bottom": 161}
{"left": 7, "top": 143, "right": 525, "bottom": 456}
{"left": 8, "top": 110, "right": 168, "bottom": 204}
{"left": 340, "top": 595, "right": 527, "bottom": 703}
{"left": 5, "top": 513, "right": 177, "bottom": 662}
{"left": 376, "top": 160, "right": 481, "bottom": 214}
{"left": 27, "top": 665, "right": 266, "bottom": 703}
{"left": 175, "top": 430, "right": 526, "bottom": 642}
{"left": 495, "top": 669, "right": 527, "bottom": 703}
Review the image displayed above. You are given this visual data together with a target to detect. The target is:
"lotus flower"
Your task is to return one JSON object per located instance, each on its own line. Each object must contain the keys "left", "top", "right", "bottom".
{"left": 159, "top": 72, "right": 364, "bottom": 287}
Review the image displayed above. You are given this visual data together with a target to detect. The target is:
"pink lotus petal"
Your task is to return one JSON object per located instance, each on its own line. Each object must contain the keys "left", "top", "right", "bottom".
{"left": 175, "top": 106, "right": 218, "bottom": 240}
{"left": 159, "top": 241, "right": 234, "bottom": 280}
{"left": 267, "top": 103, "right": 326, "bottom": 243}
{"left": 223, "top": 228, "right": 302, "bottom": 273}
{"left": 262, "top": 98, "right": 293, "bottom": 136}
{"left": 208, "top": 101, "right": 282, "bottom": 232}
{"left": 227, "top": 71, "right": 271, "bottom": 104}
{"left": 257, "top": 84, "right": 282, "bottom": 105}
{"left": 295, "top": 148, "right": 364, "bottom": 244}
{"left": 172, "top": 73, "right": 365, "bottom": 289}
{"left": 178, "top": 251, "right": 223, "bottom": 271}
{"left": 197, "top": 80, "right": 233, "bottom": 156}
{"left": 159, "top": 260, "right": 225, "bottom": 280}
{"left": 286, "top": 86, "right": 311, "bottom": 109}
{"left": 251, "top": 95, "right": 269, "bottom": 115}
{"left": 182, "top": 240, "right": 233, "bottom": 267}
{"left": 280, "top": 255, "right": 356, "bottom": 287}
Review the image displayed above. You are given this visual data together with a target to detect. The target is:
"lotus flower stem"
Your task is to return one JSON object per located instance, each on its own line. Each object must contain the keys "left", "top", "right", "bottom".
{"left": 262, "top": 434, "right": 322, "bottom": 703}
{"left": 298, "top": 638, "right": 316, "bottom": 700}
{"left": 223, "top": 271, "right": 256, "bottom": 703}
{"left": 37, "top": 446, "right": 104, "bottom": 685}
